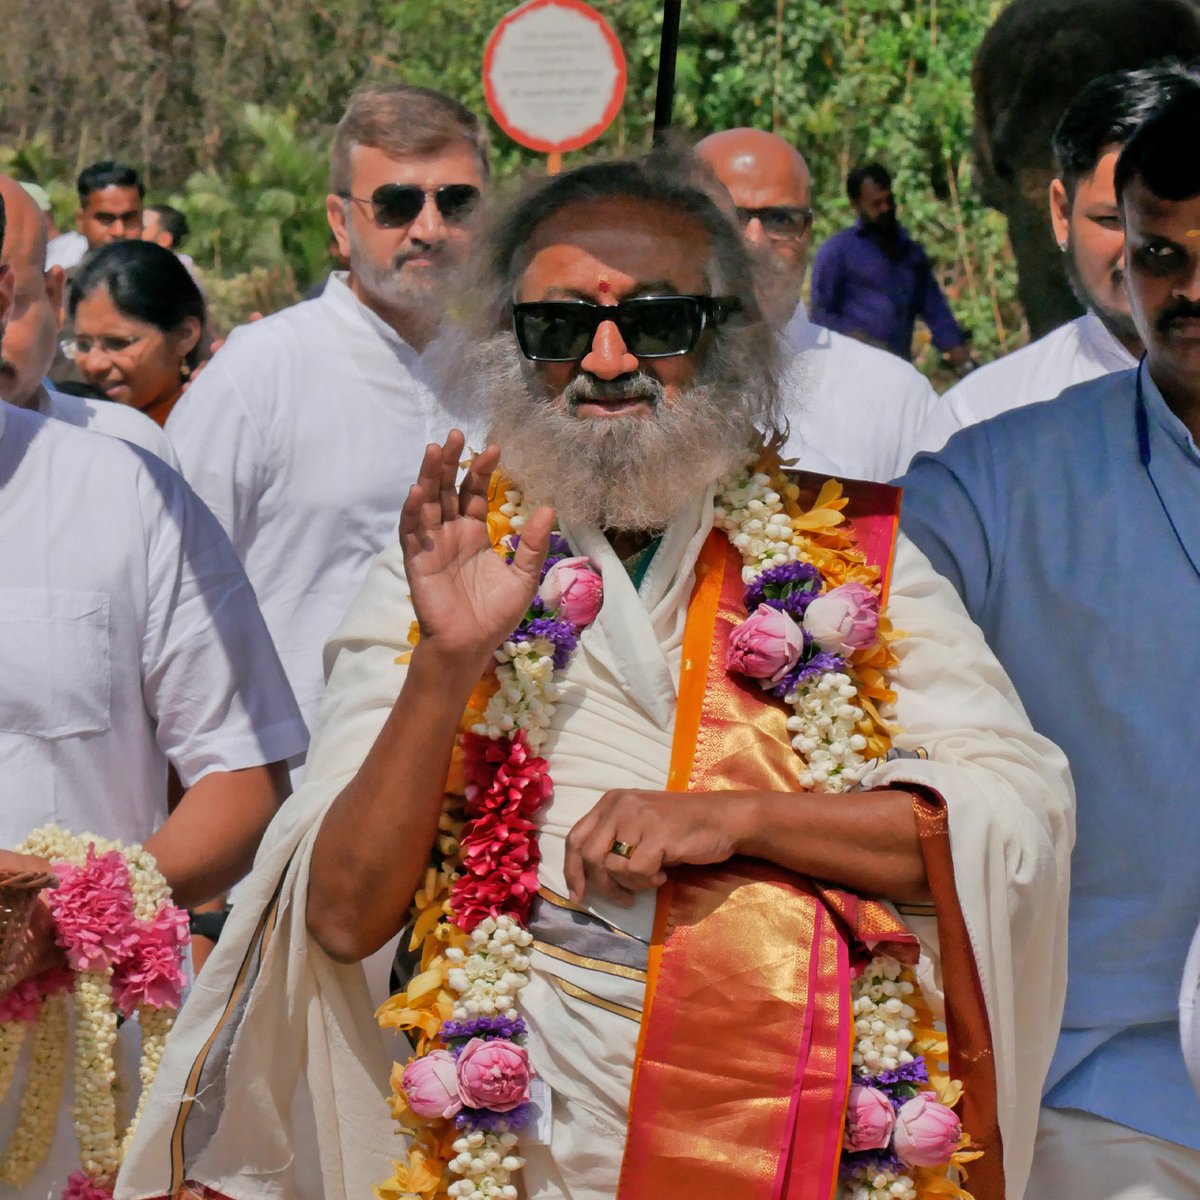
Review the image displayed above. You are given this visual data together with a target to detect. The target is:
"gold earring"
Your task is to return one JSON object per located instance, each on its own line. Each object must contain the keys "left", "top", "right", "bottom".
{"left": 180, "top": 361, "right": 192, "bottom": 380}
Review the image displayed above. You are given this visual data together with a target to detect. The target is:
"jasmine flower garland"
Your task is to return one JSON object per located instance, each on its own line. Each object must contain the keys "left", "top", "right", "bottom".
{"left": 376, "top": 501, "right": 602, "bottom": 1200}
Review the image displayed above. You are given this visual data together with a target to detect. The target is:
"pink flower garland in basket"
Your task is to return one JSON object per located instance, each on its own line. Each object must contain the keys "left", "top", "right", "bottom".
{"left": 0, "top": 830, "right": 189, "bottom": 1198}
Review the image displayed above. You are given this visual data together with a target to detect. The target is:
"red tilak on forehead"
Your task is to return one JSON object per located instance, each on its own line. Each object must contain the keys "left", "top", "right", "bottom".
{"left": 597, "top": 277, "right": 612, "bottom": 294}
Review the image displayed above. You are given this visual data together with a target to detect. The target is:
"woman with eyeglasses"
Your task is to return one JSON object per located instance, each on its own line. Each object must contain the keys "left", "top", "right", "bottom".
{"left": 68, "top": 240, "right": 207, "bottom": 426}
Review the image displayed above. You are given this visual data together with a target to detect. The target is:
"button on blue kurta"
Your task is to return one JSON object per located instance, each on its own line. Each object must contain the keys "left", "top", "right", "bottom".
{"left": 898, "top": 366, "right": 1200, "bottom": 1149}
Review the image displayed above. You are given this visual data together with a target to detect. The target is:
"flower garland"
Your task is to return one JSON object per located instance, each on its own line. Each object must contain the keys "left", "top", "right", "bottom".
{"left": 0, "top": 827, "right": 189, "bottom": 1199}
{"left": 380, "top": 451, "right": 978, "bottom": 1199}
{"left": 377, "top": 518, "right": 603, "bottom": 1200}
{"left": 716, "top": 447, "right": 980, "bottom": 1199}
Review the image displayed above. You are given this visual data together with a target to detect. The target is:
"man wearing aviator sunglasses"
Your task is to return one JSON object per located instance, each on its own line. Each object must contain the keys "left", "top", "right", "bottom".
{"left": 165, "top": 83, "right": 484, "bottom": 799}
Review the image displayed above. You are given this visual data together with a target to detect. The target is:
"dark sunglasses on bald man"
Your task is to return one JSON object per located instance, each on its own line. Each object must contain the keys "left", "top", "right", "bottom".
{"left": 338, "top": 183, "right": 481, "bottom": 228}
{"left": 512, "top": 295, "right": 741, "bottom": 363}
{"left": 735, "top": 205, "right": 813, "bottom": 240}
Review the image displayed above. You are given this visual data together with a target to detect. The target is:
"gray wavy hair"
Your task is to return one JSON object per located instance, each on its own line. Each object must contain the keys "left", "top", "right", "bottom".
{"left": 430, "top": 145, "right": 787, "bottom": 530}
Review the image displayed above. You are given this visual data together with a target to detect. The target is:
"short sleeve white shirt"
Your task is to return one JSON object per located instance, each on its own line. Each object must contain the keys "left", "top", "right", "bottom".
{"left": 918, "top": 312, "right": 1138, "bottom": 451}
{"left": 777, "top": 304, "right": 942, "bottom": 481}
{"left": 0, "top": 401, "right": 308, "bottom": 850}
{"left": 39, "top": 387, "right": 180, "bottom": 466}
{"left": 165, "top": 274, "right": 453, "bottom": 727}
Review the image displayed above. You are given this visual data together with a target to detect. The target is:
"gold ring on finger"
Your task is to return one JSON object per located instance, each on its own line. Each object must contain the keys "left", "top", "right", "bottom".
{"left": 609, "top": 840, "right": 636, "bottom": 860}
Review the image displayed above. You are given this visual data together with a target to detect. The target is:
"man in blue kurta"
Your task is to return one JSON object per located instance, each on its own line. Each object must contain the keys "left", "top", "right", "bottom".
{"left": 809, "top": 161, "right": 972, "bottom": 369}
{"left": 899, "top": 85, "right": 1200, "bottom": 1196}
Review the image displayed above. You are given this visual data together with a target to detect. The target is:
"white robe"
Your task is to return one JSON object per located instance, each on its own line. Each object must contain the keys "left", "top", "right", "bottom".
{"left": 118, "top": 493, "right": 1074, "bottom": 1200}
{"left": 777, "top": 304, "right": 942, "bottom": 482}
{"left": 917, "top": 312, "right": 1137, "bottom": 452}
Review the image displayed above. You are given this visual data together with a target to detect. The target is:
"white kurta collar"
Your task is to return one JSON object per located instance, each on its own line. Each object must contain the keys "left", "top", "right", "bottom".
{"left": 320, "top": 272, "right": 423, "bottom": 370}
{"left": 1079, "top": 311, "right": 1139, "bottom": 373}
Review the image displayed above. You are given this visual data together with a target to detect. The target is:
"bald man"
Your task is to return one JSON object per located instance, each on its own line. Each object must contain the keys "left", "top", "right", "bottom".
{"left": 0, "top": 175, "right": 175, "bottom": 462}
{"left": 696, "top": 129, "right": 942, "bottom": 481}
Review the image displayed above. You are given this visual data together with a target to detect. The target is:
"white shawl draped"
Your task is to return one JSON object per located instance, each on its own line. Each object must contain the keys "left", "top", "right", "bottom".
{"left": 118, "top": 502, "right": 1074, "bottom": 1200}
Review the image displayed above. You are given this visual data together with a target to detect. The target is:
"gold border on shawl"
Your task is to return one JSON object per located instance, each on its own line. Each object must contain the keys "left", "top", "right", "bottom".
{"left": 167, "top": 867, "right": 290, "bottom": 1192}
{"left": 617, "top": 482, "right": 928, "bottom": 1200}
{"left": 536, "top": 885, "right": 643, "bottom": 941}
{"left": 532, "top": 939, "right": 648, "bottom": 982}
{"left": 547, "top": 974, "right": 642, "bottom": 1022}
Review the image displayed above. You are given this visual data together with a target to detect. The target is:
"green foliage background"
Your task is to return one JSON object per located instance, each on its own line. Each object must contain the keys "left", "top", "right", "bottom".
{"left": 0, "top": 0, "right": 1022, "bottom": 372}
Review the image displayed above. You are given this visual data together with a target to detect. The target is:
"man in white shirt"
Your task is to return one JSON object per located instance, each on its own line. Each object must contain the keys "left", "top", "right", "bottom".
{"left": 166, "top": 84, "right": 487, "bottom": 736}
{"left": 696, "top": 128, "right": 941, "bottom": 482}
{"left": 0, "top": 174, "right": 176, "bottom": 463}
{"left": 0, "top": 192, "right": 310, "bottom": 1198}
{"left": 919, "top": 64, "right": 1196, "bottom": 450}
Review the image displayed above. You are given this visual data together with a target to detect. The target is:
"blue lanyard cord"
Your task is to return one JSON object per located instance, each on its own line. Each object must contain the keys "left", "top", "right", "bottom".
{"left": 1135, "top": 356, "right": 1200, "bottom": 581}
{"left": 1135, "top": 357, "right": 1153, "bottom": 468}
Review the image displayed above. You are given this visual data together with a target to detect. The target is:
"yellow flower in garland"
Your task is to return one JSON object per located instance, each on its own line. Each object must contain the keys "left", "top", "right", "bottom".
{"left": 375, "top": 1143, "right": 447, "bottom": 1199}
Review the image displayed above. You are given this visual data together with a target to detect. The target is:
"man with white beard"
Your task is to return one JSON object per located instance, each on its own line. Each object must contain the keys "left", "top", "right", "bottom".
{"left": 119, "top": 151, "right": 1073, "bottom": 1200}
{"left": 165, "top": 83, "right": 485, "bottom": 745}
{"left": 695, "top": 128, "right": 941, "bottom": 482}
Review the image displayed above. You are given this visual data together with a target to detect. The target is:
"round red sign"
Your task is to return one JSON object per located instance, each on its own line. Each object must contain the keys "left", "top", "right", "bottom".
{"left": 483, "top": 0, "right": 627, "bottom": 155}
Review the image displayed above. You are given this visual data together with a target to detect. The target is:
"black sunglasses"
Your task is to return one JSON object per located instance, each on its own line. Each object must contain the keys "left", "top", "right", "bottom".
{"left": 512, "top": 295, "right": 741, "bottom": 363}
{"left": 339, "top": 183, "right": 481, "bottom": 228}
{"left": 735, "top": 205, "right": 813, "bottom": 239}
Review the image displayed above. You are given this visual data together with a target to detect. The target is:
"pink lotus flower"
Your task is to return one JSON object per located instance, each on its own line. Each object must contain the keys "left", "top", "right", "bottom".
{"left": 456, "top": 1038, "right": 531, "bottom": 1112}
{"left": 802, "top": 583, "right": 880, "bottom": 656}
{"left": 892, "top": 1094, "right": 962, "bottom": 1167}
{"left": 62, "top": 1169, "right": 113, "bottom": 1199}
{"left": 402, "top": 1050, "right": 463, "bottom": 1120}
{"left": 538, "top": 557, "right": 603, "bottom": 626}
{"left": 844, "top": 1083, "right": 896, "bottom": 1152}
{"left": 111, "top": 906, "right": 190, "bottom": 1016}
{"left": 47, "top": 847, "right": 138, "bottom": 972}
{"left": 726, "top": 604, "right": 804, "bottom": 685}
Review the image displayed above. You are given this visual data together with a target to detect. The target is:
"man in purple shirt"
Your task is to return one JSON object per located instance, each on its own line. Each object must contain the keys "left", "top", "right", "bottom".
{"left": 810, "top": 162, "right": 973, "bottom": 368}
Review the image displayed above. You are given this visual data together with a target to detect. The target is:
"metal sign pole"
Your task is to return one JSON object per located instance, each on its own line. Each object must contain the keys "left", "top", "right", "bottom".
{"left": 653, "top": 0, "right": 682, "bottom": 141}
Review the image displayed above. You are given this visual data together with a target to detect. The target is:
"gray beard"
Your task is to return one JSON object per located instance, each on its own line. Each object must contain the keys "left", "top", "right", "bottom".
{"left": 491, "top": 375, "right": 755, "bottom": 532}
{"left": 441, "top": 332, "right": 771, "bottom": 531}
{"left": 346, "top": 221, "right": 448, "bottom": 319}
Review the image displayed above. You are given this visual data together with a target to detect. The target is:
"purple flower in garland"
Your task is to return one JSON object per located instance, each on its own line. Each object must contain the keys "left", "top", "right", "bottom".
{"left": 745, "top": 561, "right": 823, "bottom": 619}
{"left": 519, "top": 616, "right": 581, "bottom": 670}
{"left": 442, "top": 1014, "right": 528, "bottom": 1047}
{"left": 455, "top": 1102, "right": 533, "bottom": 1133}
{"left": 766, "top": 648, "right": 848, "bottom": 699}
{"left": 854, "top": 1057, "right": 931, "bottom": 1109}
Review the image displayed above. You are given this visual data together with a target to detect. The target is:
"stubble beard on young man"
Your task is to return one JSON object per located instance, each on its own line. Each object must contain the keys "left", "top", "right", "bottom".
{"left": 480, "top": 337, "right": 781, "bottom": 533}
{"left": 1064, "top": 232, "right": 1141, "bottom": 348}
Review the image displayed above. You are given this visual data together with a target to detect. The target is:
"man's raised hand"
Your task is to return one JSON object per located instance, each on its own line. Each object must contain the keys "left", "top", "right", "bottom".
{"left": 399, "top": 431, "right": 554, "bottom": 670}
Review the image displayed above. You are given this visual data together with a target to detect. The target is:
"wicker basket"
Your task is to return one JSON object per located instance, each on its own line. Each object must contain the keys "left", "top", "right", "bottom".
{"left": 0, "top": 870, "right": 57, "bottom": 993}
